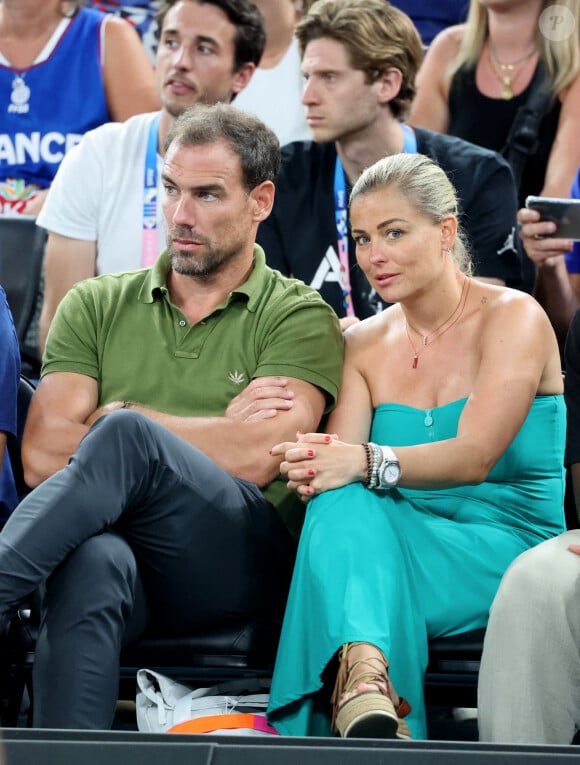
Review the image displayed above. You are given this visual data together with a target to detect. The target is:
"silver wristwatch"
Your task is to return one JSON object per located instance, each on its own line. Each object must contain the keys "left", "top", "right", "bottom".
{"left": 376, "top": 445, "right": 401, "bottom": 489}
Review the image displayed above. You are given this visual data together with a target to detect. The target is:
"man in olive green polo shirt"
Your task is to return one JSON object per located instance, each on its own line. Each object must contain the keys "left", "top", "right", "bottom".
{"left": 0, "top": 104, "right": 343, "bottom": 730}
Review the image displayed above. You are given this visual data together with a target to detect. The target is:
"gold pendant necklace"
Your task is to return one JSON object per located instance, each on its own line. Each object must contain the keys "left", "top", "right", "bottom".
{"left": 405, "top": 277, "right": 470, "bottom": 369}
{"left": 488, "top": 42, "right": 537, "bottom": 101}
{"left": 500, "top": 75, "right": 515, "bottom": 101}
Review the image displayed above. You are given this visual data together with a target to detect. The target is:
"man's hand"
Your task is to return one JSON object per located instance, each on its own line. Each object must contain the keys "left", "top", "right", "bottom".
{"left": 270, "top": 432, "right": 365, "bottom": 500}
{"left": 517, "top": 207, "right": 573, "bottom": 266}
{"left": 224, "top": 377, "right": 294, "bottom": 422}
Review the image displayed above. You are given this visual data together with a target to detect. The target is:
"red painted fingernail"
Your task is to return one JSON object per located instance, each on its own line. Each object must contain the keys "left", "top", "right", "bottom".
{"left": 324, "top": 435, "right": 331, "bottom": 443}
{"left": 308, "top": 469, "right": 316, "bottom": 476}
{"left": 268, "top": 450, "right": 273, "bottom": 455}
{"left": 307, "top": 449, "right": 315, "bottom": 456}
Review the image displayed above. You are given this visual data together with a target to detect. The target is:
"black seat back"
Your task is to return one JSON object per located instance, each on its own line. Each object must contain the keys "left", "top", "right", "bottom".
{"left": 0, "top": 216, "right": 46, "bottom": 345}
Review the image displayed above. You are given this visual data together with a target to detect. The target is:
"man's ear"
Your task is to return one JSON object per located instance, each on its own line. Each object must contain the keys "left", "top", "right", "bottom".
{"left": 231, "top": 62, "right": 256, "bottom": 96}
{"left": 249, "top": 180, "right": 276, "bottom": 222}
{"left": 375, "top": 67, "right": 403, "bottom": 105}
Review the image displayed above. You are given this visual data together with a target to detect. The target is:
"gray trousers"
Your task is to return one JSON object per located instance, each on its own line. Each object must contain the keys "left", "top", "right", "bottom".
{"left": 478, "top": 529, "right": 580, "bottom": 744}
{"left": 0, "top": 410, "right": 295, "bottom": 729}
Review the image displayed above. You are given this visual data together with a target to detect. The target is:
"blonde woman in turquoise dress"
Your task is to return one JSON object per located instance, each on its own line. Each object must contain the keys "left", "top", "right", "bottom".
{"left": 267, "top": 153, "right": 566, "bottom": 740}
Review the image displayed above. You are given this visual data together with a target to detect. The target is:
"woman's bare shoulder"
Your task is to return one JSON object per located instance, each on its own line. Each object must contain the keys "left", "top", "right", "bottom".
{"left": 426, "top": 23, "right": 466, "bottom": 62}
{"left": 471, "top": 282, "right": 562, "bottom": 393}
{"left": 474, "top": 280, "right": 541, "bottom": 306}
{"left": 473, "top": 281, "right": 553, "bottom": 334}
{"left": 343, "top": 307, "right": 398, "bottom": 349}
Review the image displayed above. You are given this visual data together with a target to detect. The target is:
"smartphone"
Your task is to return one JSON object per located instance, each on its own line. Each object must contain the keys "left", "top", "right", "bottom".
{"left": 525, "top": 196, "right": 580, "bottom": 240}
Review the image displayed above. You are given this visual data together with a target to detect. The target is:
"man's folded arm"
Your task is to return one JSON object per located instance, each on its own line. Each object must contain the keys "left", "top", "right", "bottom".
{"left": 22, "top": 372, "right": 327, "bottom": 488}
{"left": 114, "top": 377, "right": 327, "bottom": 487}
{"left": 22, "top": 372, "right": 99, "bottom": 487}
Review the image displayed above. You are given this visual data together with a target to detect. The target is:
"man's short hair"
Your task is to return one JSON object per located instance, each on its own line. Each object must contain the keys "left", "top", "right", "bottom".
{"left": 156, "top": 0, "right": 266, "bottom": 71}
{"left": 296, "top": 0, "right": 423, "bottom": 119}
{"left": 165, "top": 104, "right": 281, "bottom": 192}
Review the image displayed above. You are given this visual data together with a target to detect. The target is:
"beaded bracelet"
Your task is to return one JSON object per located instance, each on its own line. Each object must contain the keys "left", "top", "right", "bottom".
{"left": 361, "top": 443, "right": 372, "bottom": 486}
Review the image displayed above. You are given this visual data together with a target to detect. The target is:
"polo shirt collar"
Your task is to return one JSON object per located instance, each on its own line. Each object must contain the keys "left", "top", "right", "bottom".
{"left": 229, "top": 244, "right": 267, "bottom": 312}
{"left": 138, "top": 251, "right": 171, "bottom": 303}
{"left": 137, "top": 245, "right": 268, "bottom": 312}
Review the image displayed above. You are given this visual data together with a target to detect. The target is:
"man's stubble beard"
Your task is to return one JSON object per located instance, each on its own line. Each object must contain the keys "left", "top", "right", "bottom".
{"left": 168, "top": 247, "right": 231, "bottom": 277}
{"left": 168, "top": 233, "right": 244, "bottom": 278}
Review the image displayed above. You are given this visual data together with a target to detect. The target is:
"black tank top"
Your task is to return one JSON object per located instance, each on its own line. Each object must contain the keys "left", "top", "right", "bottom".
{"left": 448, "top": 64, "right": 561, "bottom": 205}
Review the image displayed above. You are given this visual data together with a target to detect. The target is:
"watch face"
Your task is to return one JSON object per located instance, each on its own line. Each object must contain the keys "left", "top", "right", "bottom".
{"left": 379, "top": 460, "right": 401, "bottom": 487}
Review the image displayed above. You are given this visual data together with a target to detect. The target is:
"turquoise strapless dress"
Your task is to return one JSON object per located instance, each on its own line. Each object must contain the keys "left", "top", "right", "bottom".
{"left": 267, "top": 396, "right": 566, "bottom": 739}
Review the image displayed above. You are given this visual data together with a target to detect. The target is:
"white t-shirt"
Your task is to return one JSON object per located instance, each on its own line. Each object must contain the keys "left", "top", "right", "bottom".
{"left": 233, "top": 38, "right": 311, "bottom": 147}
{"left": 37, "top": 111, "right": 166, "bottom": 275}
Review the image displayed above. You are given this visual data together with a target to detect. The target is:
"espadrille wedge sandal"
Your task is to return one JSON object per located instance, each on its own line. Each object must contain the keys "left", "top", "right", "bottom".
{"left": 331, "top": 642, "right": 412, "bottom": 739}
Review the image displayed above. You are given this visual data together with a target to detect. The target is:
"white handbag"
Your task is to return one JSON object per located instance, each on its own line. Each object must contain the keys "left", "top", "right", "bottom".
{"left": 136, "top": 669, "right": 278, "bottom": 736}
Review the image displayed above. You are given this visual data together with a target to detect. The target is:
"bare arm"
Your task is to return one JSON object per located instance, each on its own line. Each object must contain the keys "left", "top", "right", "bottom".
{"left": 539, "top": 75, "right": 580, "bottom": 200}
{"left": 22, "top": 372, "right": 327, "bottom": 489}
{"left": 325, "top": 332, "right": 374, "bottom": 443}
{"left": 410, "top": 26, "right": 463, "bottom": 133}
{"left": 22, "top": 372, "right": 98, "bottom": 487}
{"left": 102, "top": 16, "right": 160, "bottom": 121}
{"left": 38, "top": 235, "right": 97, "bottom": 355}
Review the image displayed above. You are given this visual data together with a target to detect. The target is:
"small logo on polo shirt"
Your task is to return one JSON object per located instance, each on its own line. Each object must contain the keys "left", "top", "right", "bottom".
{"left": 228, "top": 370, "right": 245, "bottom": 385}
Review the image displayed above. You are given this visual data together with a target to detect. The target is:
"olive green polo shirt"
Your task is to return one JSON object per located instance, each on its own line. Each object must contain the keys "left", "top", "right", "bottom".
{"left": 43, "top": 246, "right": 344, "bottom": 534}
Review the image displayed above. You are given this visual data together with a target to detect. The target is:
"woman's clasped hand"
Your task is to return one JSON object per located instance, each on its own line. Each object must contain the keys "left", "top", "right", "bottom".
{"left": 271, "top": 432, "right": 365, "bottom": 498}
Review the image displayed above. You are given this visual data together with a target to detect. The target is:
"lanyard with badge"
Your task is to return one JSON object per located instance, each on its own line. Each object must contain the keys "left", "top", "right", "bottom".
{"left": 333, "top": 123, "right": 417, "bottom": 316}
{"left": 142, "top": 113, "right": 162, "bottom": 268}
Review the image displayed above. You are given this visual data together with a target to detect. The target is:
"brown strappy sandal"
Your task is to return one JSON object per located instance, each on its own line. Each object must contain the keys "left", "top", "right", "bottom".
{"left": 331, "top": 642, "right": 412, "bottom": 739}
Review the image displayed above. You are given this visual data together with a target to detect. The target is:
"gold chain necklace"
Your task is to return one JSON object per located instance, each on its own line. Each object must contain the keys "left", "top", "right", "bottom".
{"left": 488, "top": 42, "right": 537, "bottom": 100}
{"left": 405, "top": 277, "right": 470, "bottom": 369}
